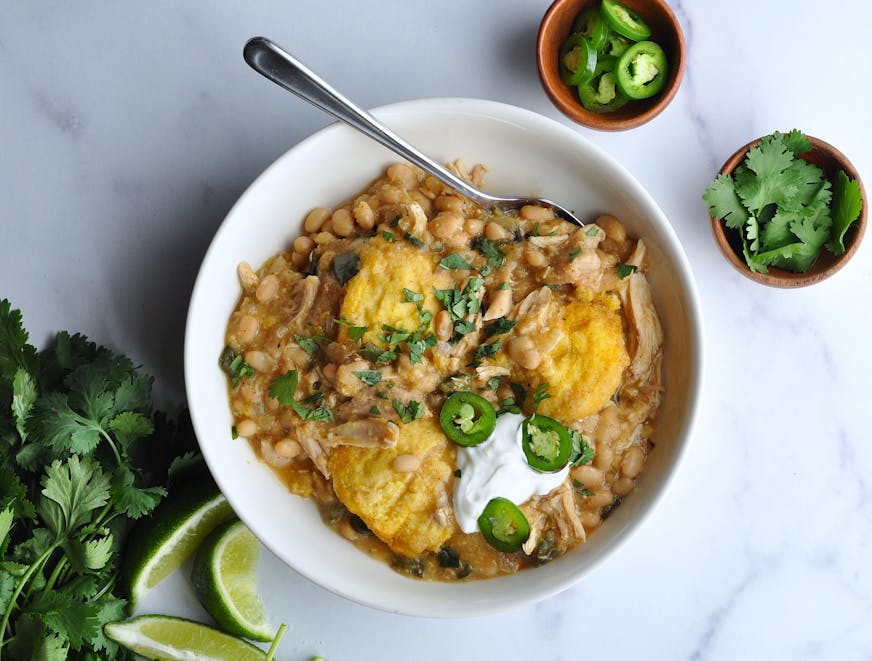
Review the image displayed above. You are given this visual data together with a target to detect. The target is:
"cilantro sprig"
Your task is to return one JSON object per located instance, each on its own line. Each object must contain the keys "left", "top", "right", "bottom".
{"left": 269, "top": 370, "right": 334, "bottom": 422}
{"left": 0, "top": 299, "right": 198, "bottom": 659}
{"left": 704, "top": 129, "right": 863, "bottom": 273}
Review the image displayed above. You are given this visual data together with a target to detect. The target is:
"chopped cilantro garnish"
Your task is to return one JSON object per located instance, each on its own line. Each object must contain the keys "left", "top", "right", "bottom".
{"left": 231, "top": 424, "right": 238, "bottom": 439}
{"left": 293, "top": 334, "right": 320, "bottom": 355}
{"left": 483, "top": 318, "right": 517, "bottom": 338}
{"left": 532, "top": 383, "right": 552, "bottom": 410}
{"left": 616, "top": 263, "right": 638, "bottom": 279}
{"left": 369, "top": 406, "right": 381, "bottom": 415}
{"left": 499, "top": 397, "right": 522, "bottom": 415}
{"left": 453, "top": 320, "right": 476, "bottom": 336}
{"left": 269, "top": 370, "right": 333, "bottom": 421}
{"left": 439, "top": 252, "right": 474, "bottom": 270}
{"left": 569, "top": 430, "right": 594, "bottom": 466}
{"left": 334, "top": 317, "right": 368, "bottom": 341}
{"left": 333, "top": 252, "right": 360, "bottom": 285}
{"left": 392, "top": 399, "right": 424, "bottom": 424}
{"left": 382, "top": 230, "right": 396, "bottom": 242}
{"left": 353, "top": 370, "right": 382, "bottom": 386}
{"left": 454, "top": 468, "right": 462, "bottom": 478}
{"left": 586, "top": 226, "right": 600, "bottom": 236}
{"left": 569, "top": 246, "right": 582, "bottom": 262}
{"left": 405, "top": 232, "right": 425, "bottom": 248}
{"left": 573, "top": 480, "right": 594, "bottom": 497}
{"left": 472, "top": 340, "right": 501, "bottom": 365}
{"left": 473, "top": 237, "right": 506, "bottom": 275}
{"left": 219, "top": 346, "right": 255, "bottom": 387}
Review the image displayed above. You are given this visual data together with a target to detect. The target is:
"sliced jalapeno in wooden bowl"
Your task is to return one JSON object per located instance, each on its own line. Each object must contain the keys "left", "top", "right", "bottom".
{"left": 615, "top": 40, "right": 667, "bottom": 99}
{"left": 601, "top": 0, "right": 651, "bottom": 41}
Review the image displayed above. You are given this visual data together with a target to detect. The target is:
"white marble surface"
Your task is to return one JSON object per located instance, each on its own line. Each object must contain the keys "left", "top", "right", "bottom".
{"left": 2, "top": 1, "right": 871, "bottom": 659}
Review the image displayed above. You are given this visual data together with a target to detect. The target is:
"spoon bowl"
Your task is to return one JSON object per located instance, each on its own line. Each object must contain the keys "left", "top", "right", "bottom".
{"left": 243, "top": 36, "right": 584, "bottom": 226}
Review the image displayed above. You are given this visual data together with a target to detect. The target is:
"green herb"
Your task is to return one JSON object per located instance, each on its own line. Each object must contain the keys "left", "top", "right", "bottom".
{"left": 293, "top": 334, "right": 320, "bottom": 355}
{"left": 453, "top": 469, "right": 462, "bottom": 478}
{"left": 483, "top": 318, "right": 517, "bottom": 338}
{"left": 573, "top": 480, "right": 593, "bottom": 498}
{"left": 0, "top": 300, "right": 197, "bottom": 659}
{"left": 616, "top": 263, "right": 638, "bottom": 279}
{"left": 704, "top": 129, "right": 863, "bottom": 273}
{"left": 332, "top": 252, "right": 360, "bottom": 285}
{"left": 532, "top": 383, "right": 552, "bottom": 410}
{"left": 569, "top": 247, "right": 582, "bottom": 262}
{"left": 390, "top": 215, "right": 401, "bottom": 227}
{"left": 382, "top": 230, "right": 396, "bottom": 243}
{"left": 453, "top": 320, "right": 476, "bottom": 336}
{"left": 219, "top": 346, "right": 254, "bottom": 387}
{"left": 471, "top": 340, "right": 502, "bottom": 366}
{"left": 307, "top": 248, "right": 320, "bottom": 276}
{"left": 376, "top": 391, "right": 389, "bottom": 400}
{"left": 586, "top": 226, "right": 600, "bottom": 237}
{"left": 392, "top": 399, "right": 424, "bottom": 424}
{"left": 497, "top": 282, "right": 509, "bottom": 290}
{"left": 439, "top": 253, "right": 473, "bottom": 270}
{"left": 473, "top": 237, "right": 506, "bottom": 275}
{"left": 231, "top": 425, "right": 238, "bottom": 440}
{"left": 269, "top": 370, "right": 333, "bottom": 422}
{"left": 402, "top": 288, "right": 425, "bottom": 309}
{"left": 486, "top": 376, "right": 502, "bottom": 391}
{"left": 369, "top": 406, "right": 380, "bottom": 415}
{"left": 404, "top": 232, "right": 425, "bottom": 249}
{"left": 334, "top": 318, "right": 367, "bottom": 341}
{"left": 498, "top": 397, "right": 522, "bottom": 415}
{"left": 601, "top": 496, "right": 622, "bottom": 519}
{"left": 827, "top": 169, "right": 863, "bottom": 255}
{"left": 361, "top": 342, "right": 397, "bottom": 364}
{"left": 569, "top": 430, "right": 594, "bottom": 466}
{"left": 353, "top": 370, "right": 382, "bottom": 386}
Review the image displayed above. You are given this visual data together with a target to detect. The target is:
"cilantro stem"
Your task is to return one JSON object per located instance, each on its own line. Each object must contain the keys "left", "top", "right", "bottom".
{"left": 43, "top": 556, "right": 67, "bottom": 593}
{"left": 98, "top": 429, "right": 123, "bottom": 465}
{"left": 0, "top": 541, "right": 61, "bottom": 656}
{"left": 264, "top": 623, "right": 287, "bottom": 661}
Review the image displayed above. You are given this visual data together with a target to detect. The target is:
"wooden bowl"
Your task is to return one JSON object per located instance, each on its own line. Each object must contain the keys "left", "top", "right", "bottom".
{"left": 537, "top": 0, "right": 685, "bottom": 131}
{"left": 710, "top": 135, "right": 867, "bottom": 288}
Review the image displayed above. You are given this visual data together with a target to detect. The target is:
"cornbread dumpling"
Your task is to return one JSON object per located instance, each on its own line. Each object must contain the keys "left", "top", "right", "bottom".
{"left": 339, "top": 241, "right": 450, "bottom": 346}
{"left": 328, "top": 417, "right": 457, "bottom": 557}
{"left": 526, "top": 293, "right": 629, "bottom": 420}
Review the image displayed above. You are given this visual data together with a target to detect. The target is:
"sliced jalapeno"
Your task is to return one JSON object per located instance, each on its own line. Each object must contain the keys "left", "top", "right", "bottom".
{"left": 439, "top": 391, "right": 496, "bottom": 447}
{"left": 615, "top": 40, "right": 668, "bottom": 99}
{"left": 578, "top": 56, "right": 629, "bottom": 114}
{"left": 559, "top": 34, "right": 597, "bottom": 87}
{"left": 477, "top": 497, "right": 530, "bottom": 553}
{"left": 601, "top": 0, "right": 652, "bottom": 41}
{"left": 521, "top": 414, "right": 572, "bottom": 472}
{"left": 602, "top": 32, "right": 631, "bottom": 57}
{"left": 571, "top": 7, "right": 609, "bottom": 51}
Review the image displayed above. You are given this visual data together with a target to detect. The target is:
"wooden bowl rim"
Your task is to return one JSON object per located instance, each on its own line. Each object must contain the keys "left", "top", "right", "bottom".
{"left": 708, "top": 134, "right": 867, "bottom": 288}
{"left": 537, "top": 0, "right": 686, "bottom": 131}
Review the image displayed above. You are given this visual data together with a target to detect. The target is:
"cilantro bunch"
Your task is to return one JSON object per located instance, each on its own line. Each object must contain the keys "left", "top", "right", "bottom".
{"left": 0, "top": 300, "right": 197, "bottom": 660}
{"left": 704, "top": 130, "right": 863, "bottom": 274}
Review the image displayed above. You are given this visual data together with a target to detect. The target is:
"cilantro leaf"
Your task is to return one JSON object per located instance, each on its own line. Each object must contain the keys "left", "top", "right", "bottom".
{"left": 382, "top": 230, "right": 396, "bottom": 242}
{"left": 268, "top": 370, "right": 299, "bottom": 406}
{"left": 107, "top": 411, "right": 154, "bottom": 448}
{"left": 333, "top": 251, "right": 361, "bottom": 285}
{"left": 703, "top": 174, "right": 750, "bottom": 230}
{"left": 392, "top": 399, "right": 424, "bottom": 424}
{"left": 532, "top": 383, "right": 552, "bottom": 410}
{"left": 569, "top": 247, "right": 582, "bottom": 262}
{"left": 353, "top": 370, "right": 382, "bottom": 386}
{"left": 39, "top": 455, "right": 111, "bottom": 538}
{"left": 110, "top": 465, "right": 166, "bottom": 519}
{"left": 294, "top": 334, "right": 320, "bottom": 355}
{"left": 483, "top": 318, "right": 517, "bottom": 338}
{"left": 827, "top": 169, "right": 863, "bottom": 255}
{"left": 12, "top": 368, "right": 37, "bottom": 441}
{"left": 616, "top": 263, "right": 638, "bottom": 279}
{"left": 569, "top": 430, "right": 594, "bottom": 466}
{"left": 0, "top": 299, "right": 39, "bottom": 388}
{"left": 439, "top": 253, "right": 473, "bottom": 270}
{"left": 781, "top": 129, "right": 812, "bottom": 156}
{"left": 28, "top": 393, "right": 104, "bottom": 457}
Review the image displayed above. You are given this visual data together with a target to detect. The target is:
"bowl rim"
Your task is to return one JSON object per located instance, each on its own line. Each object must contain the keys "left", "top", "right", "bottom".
{"left": 184, "top": 97, "right": 705, "bottom": 617}
{"left": 709, "top": 133, "right": 867, "bottom": 288}
{"left": 536, "top": 0, "right": 687, "bottom": 131}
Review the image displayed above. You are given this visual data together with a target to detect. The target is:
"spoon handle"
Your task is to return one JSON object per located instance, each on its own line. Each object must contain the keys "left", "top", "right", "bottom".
{"left": 243, "top": 37, "right": 495, "bottom": 209}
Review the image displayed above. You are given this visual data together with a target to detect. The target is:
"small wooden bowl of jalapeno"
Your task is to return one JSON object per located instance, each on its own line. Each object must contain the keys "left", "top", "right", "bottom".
{"left": 537, "top": 0, "right": 686, "bottom": 131}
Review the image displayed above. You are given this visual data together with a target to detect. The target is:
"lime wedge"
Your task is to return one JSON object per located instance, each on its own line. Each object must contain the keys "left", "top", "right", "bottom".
{"left": 192, "top": 518, "right": 272, "bottom": 642}
{"left": 121, "top": 475, "right": 233, "bottom": 608}
{"left": 104, "top": 615, "right": 268, "bottom": 660}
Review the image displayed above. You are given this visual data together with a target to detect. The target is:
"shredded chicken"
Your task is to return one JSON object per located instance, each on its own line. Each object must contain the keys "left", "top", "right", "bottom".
{"left": 288, "top": 275, "right": 320, "bottom": 331}
{"left": 324, "top": 419, "right": 399, "bottom": 449}
{"left": 621, "top": 272, "right": 663, "bottom": 385}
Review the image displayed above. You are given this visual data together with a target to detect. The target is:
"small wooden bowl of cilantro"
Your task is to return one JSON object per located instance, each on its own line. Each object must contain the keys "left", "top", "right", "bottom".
{"left": 705, "top": 130, "right": 866, "bottom": 287}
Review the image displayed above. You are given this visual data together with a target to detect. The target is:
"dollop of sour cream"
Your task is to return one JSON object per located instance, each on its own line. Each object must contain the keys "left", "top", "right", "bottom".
{"left": 453, "top": 412, "right": 570, "bottom": 533}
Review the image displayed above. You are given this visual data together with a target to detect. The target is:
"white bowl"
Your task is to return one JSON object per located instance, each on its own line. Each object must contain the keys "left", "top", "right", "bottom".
{"left": 184, "top": 98, "right": 703, "bottom": 618}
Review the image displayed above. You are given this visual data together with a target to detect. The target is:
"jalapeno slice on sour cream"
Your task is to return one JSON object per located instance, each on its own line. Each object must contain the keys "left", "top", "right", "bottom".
{"left": 521, "top": 414, "right": 573, "bottom": 472}
{"left": 439, "top": 391, "right": 497, "bottom": 447}
{"left": 477, "top": 497, "right": 531, "bottom": 553}
{"left": 600, "top": 0, "right": 652, "bottom": 41}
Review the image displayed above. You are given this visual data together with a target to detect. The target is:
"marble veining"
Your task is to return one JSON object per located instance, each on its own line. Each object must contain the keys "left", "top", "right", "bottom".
{"left": 2, "top": 1, "right": 872, "bottom": 659}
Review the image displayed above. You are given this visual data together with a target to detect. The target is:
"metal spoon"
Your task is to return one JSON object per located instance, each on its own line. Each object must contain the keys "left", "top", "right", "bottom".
{"left": 243, "top": 36, "right": 583, "bottom": 227}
